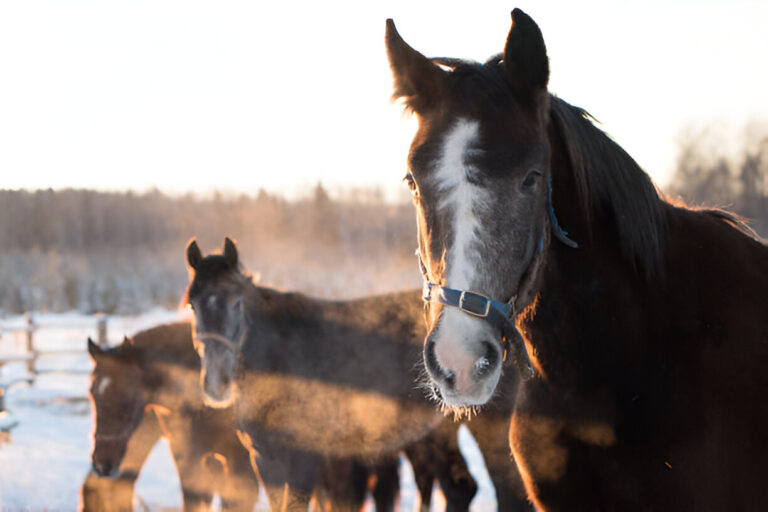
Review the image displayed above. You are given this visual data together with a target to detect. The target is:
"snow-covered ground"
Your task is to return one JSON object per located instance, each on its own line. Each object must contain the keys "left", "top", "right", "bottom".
{"left": 0, "top": 310, "right": 499, "bottom": 511}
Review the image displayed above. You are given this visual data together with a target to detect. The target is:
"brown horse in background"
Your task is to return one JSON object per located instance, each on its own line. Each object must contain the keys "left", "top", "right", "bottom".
{"left": 86, "top": 322, "right": 259, "bottom": 511}
{"left": 81, "top": 409, "right": 163, "bottom": 511}
{"left": 185, "top": 238, "right": 530, "bottom": 511}
{"left": 386, "top": 8, "right": 768, "bottom": 511}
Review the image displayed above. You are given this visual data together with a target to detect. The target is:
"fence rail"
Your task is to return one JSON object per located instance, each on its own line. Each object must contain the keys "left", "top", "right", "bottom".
{"left": 0, "top": 312, "right": 109, "bottom": 423}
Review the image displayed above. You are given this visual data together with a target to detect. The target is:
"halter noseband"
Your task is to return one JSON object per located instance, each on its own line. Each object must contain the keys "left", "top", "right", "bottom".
{"left": 418, "top": 172, "right": 577, "bottom": 381}
{"left": 418, "top": 253, "right": 534, "bottom": 380}
{"left": 193, "top": 326, "right": 248, "bottom": 354}
{"left": 94, "top": 431, "right": 132, "bottom": 442}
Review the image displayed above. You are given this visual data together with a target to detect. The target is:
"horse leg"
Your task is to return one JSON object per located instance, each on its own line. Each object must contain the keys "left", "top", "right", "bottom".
{"left": 403, "top": 443, "right": 435, "bottom": 512}
{"left": 217, "top": 439, "right": 261, "bottom": 512}
{"left": 370, "top": 455, "right": 400, "bottom": 512}
{"left": 466, "top": 411, "right": 531, "bottom": 511}
{"left": 177, "top": 454, "right": 214, "bottom": 512}
{"left": 155, "top": 413, "right": 215, "bottom": 512}
{"left": 430, "top": 420, "right": 478, "bottom": 512}
{"left": 249, "top": 439, "right": 318, "bottom": 512}
{"left": 405, "top": 419, "right": 478, "bottom": 512}
{"left": 315, "top": 457, "right": 370, "bottom": 512}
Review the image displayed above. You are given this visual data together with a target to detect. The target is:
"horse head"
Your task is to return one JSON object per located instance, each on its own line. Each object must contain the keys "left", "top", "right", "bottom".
{"left": 87, "top": 336, "right": 144, "bottom": 478}
{"left": 386, "top": 9, "right": 557, "bottom": 408}
{"left": 185, "top": 237, "right": 247, "bottom": 409}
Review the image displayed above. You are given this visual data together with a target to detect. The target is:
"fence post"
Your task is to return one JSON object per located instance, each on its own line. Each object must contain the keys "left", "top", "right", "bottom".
{"left": 96, "top": 314, "right": 108, "bottom": 346}
{"left": 24, "top": 313, "right": 35, "bottom": 375}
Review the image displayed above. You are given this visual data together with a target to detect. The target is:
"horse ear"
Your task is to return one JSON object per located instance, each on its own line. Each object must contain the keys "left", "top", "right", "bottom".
{"left": 117, "top": 336, "right": 135, "bottom": 358}
{"left": 223, "top": 237, "right": 238, "bottom": 269}
{"left": 187, "top": 239, "right": 203, "bottom": 270}
{"left": 502, "top": 9, "right": 549, "bottom": 104}
{"left": 87, "top": 337, "right": 101, "bottom": 359}
{"left": 385, "top": 19, "right": 445, "bottom": 113}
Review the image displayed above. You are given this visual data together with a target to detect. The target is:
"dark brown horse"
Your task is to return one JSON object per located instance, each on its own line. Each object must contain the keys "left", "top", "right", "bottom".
{"left": 185, "top": 238, "right": 529, "bottom": 511}
{"left": 87, "top": 323, "right": 260, "bottom": 511}
{"left": 386, "top": 8, "right": 768, "bottom": 511}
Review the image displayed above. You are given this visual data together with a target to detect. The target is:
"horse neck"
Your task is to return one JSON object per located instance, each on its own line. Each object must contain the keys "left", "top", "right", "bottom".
{"left": 547, "top": 96, "right": 666, "bottom": 280}
{"left": 526, "top": 100, "right": 667, "bottom": 388}
{"left": 129, "top": 344, "right": 195, "bottom": 410}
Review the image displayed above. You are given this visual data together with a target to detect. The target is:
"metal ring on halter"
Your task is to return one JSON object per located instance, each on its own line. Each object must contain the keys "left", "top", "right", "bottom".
{"left": 193, "top": 327, "right": 248, "bottom": 353}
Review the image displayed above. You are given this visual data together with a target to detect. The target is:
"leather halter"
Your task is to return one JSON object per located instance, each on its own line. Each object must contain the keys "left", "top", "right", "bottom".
{"left": 94, "top": 431, "right": 132, "bottom": 442}
{"left": 418, "top": 172, "right": 577, "bottom": 381}
{"left": 193, "top": 327, "right": 248, "bottom": 353}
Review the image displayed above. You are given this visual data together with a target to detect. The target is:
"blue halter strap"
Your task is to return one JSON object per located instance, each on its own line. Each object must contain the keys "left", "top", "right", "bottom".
{"left": 546, "top": 172, "right": 578, "bottom": 249}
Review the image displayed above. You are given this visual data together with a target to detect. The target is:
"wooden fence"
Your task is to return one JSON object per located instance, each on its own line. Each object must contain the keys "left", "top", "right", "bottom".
{"left": 0, "top": 313, "right": 109, "bottom": 426}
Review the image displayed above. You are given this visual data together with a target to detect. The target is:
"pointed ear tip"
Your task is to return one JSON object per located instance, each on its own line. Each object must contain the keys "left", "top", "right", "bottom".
{"left": 511, "top": 8, "right": 528, "bottom": 20}
{"left": 385, "top": 19, "right": 403, "bottom": 45}
{"left": 510, "top": 8, "right": 539, "bottom": 30}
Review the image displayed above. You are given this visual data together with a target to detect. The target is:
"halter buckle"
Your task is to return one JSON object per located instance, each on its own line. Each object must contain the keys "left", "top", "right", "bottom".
{"left": 458, "top": 290, "right": 491, "bottom": 318}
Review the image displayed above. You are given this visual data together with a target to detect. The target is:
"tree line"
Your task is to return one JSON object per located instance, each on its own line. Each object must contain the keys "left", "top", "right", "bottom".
{"left": 668, "top": 122, "right": 768, "bottom": 235}
{"left": 0, "top": 185, "right": 419, "bottom": 314}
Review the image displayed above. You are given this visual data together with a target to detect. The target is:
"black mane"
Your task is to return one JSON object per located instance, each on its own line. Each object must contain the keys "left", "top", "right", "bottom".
{"left": 549, "top": 96, "right": 667, "bottom": 279}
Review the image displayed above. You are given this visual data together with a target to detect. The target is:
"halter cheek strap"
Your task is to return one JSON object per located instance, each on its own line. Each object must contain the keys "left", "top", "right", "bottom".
{"left": 548, "top": 172, "right": 578, "bottom": 249}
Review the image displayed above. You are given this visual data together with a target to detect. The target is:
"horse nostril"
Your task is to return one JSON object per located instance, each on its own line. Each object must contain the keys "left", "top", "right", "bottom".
{"left": 443, "top": 370, "right": 456, "bottom": 390}
{"left": 473, "top": 341, "right": 499, "bottom": 379}
{"left": 425, "top": 339, "right": 455, "bottom": 390}
{"left": 425, "top": 339, "right": 440, "bottom": 374}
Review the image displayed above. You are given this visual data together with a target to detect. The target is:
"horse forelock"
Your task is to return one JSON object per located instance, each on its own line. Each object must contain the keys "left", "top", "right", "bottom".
{"left": 549, "top": 96, "right": 667, "bottom": 279}
{"left": 185, "top": 254, "right": 250, "bottom": 304}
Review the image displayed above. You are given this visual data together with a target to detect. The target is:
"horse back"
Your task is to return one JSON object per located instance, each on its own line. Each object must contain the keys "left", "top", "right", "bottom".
{"left": 652, "top": 206, "right": 768, "bottom": 509}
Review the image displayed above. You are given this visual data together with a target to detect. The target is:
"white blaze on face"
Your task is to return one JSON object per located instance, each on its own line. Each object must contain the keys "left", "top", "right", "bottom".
{"left": 435, "top": 119, "right": 484, "bottom": 290}
{"left": 97, "top": 376, "right": 112, "bottom": 396}
{"left": 429, "top": 119, "right": 501, "bottom": 404}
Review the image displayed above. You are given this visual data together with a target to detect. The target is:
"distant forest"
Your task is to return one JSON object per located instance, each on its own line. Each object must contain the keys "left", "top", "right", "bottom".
{"left": 1, "top": 122, "right": 766, "bottom": 315}
{"left": 0, "top": 185, "right": 419, "bottom": 314}
{"left": 667, "top": 121, "right": 768, "bottom": 235}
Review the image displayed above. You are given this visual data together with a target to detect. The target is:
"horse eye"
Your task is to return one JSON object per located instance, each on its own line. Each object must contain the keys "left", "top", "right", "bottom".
{"left": 521, "top": 169, "right": 543, "bottom": 190}
{"left": 403, "top": 173, "right": 418, "bottom": 195}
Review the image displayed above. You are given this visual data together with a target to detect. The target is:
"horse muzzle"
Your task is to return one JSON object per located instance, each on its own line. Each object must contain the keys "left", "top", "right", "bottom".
{"left": 423, "top": 315, "right": 503, "bottom": 407}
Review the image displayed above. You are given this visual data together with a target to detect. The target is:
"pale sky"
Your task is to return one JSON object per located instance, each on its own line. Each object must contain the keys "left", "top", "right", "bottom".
{"left": 1, "top": 1, "right": 767, "bottom": 199}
